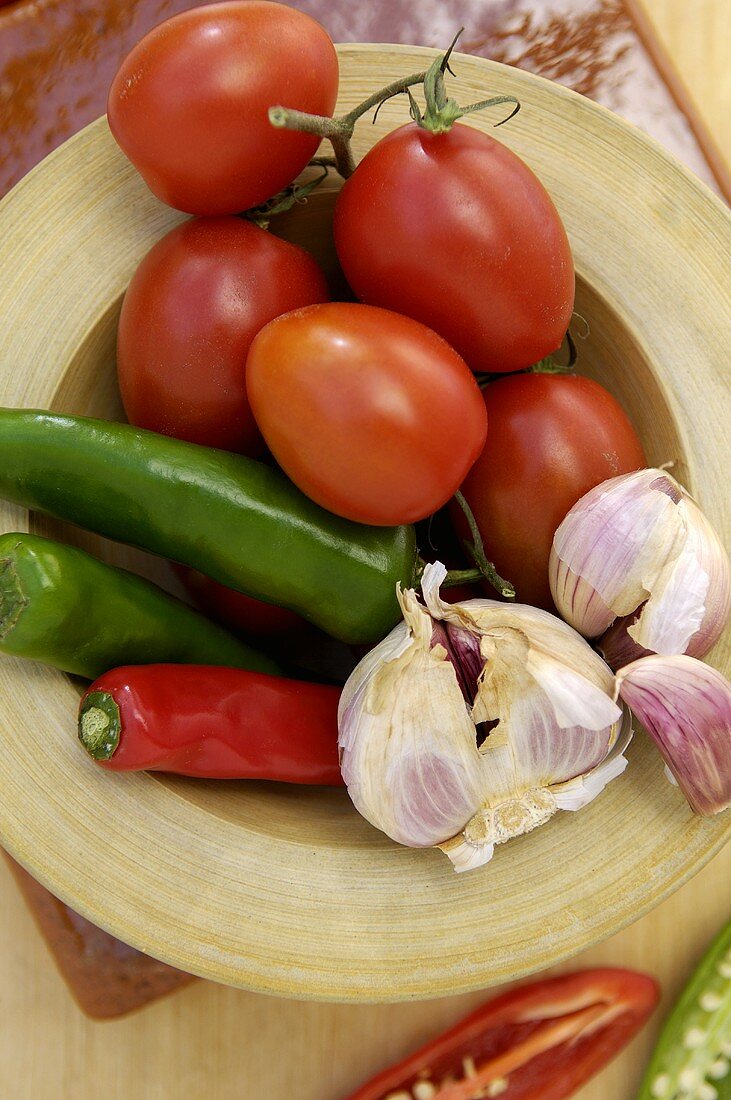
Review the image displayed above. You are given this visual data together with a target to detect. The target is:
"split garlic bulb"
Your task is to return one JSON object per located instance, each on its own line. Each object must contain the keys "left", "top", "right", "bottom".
{"left": 549, "top": 469, "right": 731, "bottom": 669}
{"left": 338, "top": 563, "right": 631, "bottom": 872}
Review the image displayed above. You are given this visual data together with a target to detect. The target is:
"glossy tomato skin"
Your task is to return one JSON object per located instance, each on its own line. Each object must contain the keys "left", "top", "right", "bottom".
{"left": 246, "top": 302, "right": 488, "bottom": 526}
{"left": 346, "top": 968, "right": 659, "bottom": 1100}
{"left": 108, "top": 2, "right": 338, "bottom": 215}
{"left": 117, "top": 216, "right": 329, "bottom": 453}
{"left": 334, "top": 122, "right": 575, "bottom": 374}
{"left": 456, "top": 374, "right": 646, "bottom": 609}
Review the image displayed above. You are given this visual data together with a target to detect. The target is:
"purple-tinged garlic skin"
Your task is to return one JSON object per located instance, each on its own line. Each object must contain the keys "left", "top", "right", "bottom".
{"left": 549, "top": 469, "right": 731, "bottom": 671}
{"left": 616, "top": 654, "right": 731, "bottom": 816}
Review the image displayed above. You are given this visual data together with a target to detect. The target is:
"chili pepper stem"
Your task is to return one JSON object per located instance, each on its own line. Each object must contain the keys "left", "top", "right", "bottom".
{"left": 414, "top": 559, "right": 486, "bottom": 589}
{"left": 453, "top": 492, "right": 516, "bottom": 599}
{"left": 79, "top": 691, "right": 121, "bottom": 761}
{"left": 441, "top": 567, "right": 486, "bottom": 588}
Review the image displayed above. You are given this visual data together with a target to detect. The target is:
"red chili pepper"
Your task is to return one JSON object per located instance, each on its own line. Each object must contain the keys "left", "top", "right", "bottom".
{"left": 78, "top": 664, "right": 343, "bottom": 785}
{"left": 345, "top": 969, "right": 659, "bottom": 1100}
{"left": 174, "top": 564, "right": 303, "bottom": 636}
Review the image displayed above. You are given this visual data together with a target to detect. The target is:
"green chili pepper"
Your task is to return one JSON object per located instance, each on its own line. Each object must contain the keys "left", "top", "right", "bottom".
{"left": 0, "top": 410, "right": 417, "bottom": 644}
{"left": 0, "top": 532, "right": 280, "bottom": 679}
{"left": 638, "top": 918, "right": 731, "bottom": 1100}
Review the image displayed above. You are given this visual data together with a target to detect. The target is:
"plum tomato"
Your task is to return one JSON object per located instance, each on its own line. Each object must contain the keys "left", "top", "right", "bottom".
{"left": 107, "top": 2, "right": 338, "bottom": 215}
{"left": 454, "top": 373, "right": 647, "bottom": 609}
{"left": 245, "top": 302, "right": 488, "bottom": 526}
{"left": 117, "top": 216, "right": 329, "bottom": 453}
{"left": 333, "top": 122, "right": 575, "bottom": 374}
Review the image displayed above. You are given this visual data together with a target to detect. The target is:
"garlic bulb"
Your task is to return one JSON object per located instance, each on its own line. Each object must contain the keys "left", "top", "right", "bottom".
{"left": 549, "top": 469, "right": 731, "bottom": 670}
{"left": 338, "top": 562, "right": 631, "bottom": 872}
{"left": 616, "top": 655, "right": 731, "bottom": 816}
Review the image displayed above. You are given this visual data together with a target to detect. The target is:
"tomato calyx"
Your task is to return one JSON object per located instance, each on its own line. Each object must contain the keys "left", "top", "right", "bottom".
{"left": 243, "top": 158, "right": 334, "bottom": 228}
{"left": 411, "top": 32, "right": 520, "bottom": 136}
{"left": 475, "top": 330, "right": 578, "bottom": 389}
{"left": 268, "top": 32, "right": 519, "bottom": 178}
{"left": 530, "top": 329, "right": 578, "bottom": 374}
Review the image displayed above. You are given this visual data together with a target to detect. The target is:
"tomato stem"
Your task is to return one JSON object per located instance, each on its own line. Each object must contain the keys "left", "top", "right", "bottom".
{"left": 243, "top": 162, "right": 332, "bottom": 227}
{"left": 269, "top": 69, "right": 428, "bottom": 178}
{"left": 453, "top": 492, "right": 516, "bottom": 600}
{"left": 530, "top": 329, "right": 578, "bottom": 374}
{"left": 269, "top": 34, "right": 520, "bottom": 176}
{"left": 418, "top": 34, "right": 520, "bottom": 134}
{"left": 475, "top": 331, "right": 578, "bottom": 386}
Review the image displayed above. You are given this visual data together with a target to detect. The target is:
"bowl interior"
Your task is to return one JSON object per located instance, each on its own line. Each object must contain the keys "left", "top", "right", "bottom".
{"left": 37, "top": 183, "right": 689, "bottom": 843}
{"left": 1, "top": 44, "right": 729, "bottom": 1001}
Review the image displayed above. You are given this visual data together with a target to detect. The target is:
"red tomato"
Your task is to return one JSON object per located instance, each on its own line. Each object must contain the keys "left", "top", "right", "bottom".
{"left": 117, "top": 216, "right": 329, "bottom": 453}
{"left": 246, "top": 302, "right": 488, "bottom": 526}
{"left": 175, "top": 565, "right": 302, "bottom": 636}
{"left": 334, "top": 122, "right": 575, "bottom": 374}
{"left": 346, "top": 969, "right": 659, "bottom": 1100}
{"left": 455, "top": 374, "right": 647, "bottom": 609}
{"left": 107, "top": 2, "right": 338, "bottom": 215}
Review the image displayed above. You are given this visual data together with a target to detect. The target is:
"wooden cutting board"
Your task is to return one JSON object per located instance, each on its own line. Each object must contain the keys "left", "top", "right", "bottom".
{"left": 1, "top": 847, "right": 729, "bottom": 1098}
{"left": 1, "top": 1, "right": 729, "bottom": 1097}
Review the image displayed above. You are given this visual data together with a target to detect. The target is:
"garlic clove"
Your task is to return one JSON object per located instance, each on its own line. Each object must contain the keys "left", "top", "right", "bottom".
{"left": 552, "top": 706, "right": 633, "bottom": 811}
{"left": 339, "top": 583, "right": 484, "bottom": 849}
{"left": 337, "top": 619, "right": 412, "bottom": 756}
{"left": 601, "top": 500, "right": 731, "bottom": 668}
{"left": 615, "top": 655, "right": 731, "bottom": 816}
{"left": 472, "top": 640, "right": 623, "bottom": 801}
{"left": 550, "top": 553, "right": 617, "bottom": 639}
{"left": 526, "top": 650, "right": 622, "bottom": 731}
{"left": 438, "top": 833, "right": 495, "bottom": 873}
{"left": 549, "top": 470, "right": 730, "bottom": 670}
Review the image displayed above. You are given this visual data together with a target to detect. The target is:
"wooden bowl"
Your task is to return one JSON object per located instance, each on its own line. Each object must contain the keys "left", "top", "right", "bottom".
{"left": 0, "top": 45, "right": 729, "bottom": 1002}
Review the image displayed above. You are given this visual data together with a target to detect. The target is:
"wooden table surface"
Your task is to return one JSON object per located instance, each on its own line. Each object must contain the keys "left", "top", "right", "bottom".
{"left": 1, "top": 2, "right": 729, "bottom": 1098}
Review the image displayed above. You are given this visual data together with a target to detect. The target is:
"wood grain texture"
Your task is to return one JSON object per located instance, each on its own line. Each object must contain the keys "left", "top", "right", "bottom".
{"left": 640, "top": 0, "right": 731, "bottom": 157}
{"left": 0, "top": 16, "right": 729, "bottom": 1100}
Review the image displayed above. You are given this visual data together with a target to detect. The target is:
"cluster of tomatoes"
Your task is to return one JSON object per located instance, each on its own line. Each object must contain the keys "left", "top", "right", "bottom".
{"left": 108, "top": 0, "right": 645, "bottom": 628}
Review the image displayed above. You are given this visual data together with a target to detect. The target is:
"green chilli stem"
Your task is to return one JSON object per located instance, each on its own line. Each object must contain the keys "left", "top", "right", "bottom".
{"left": 454, "top": 492, "right": 516, "bottom": 600}
{"left": 439, "top": 566, "right": 485, "bottom": 589}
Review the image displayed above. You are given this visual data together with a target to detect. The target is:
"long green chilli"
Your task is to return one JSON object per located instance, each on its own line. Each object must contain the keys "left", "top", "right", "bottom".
{"left": 0, "top": 532, "right": 279, "bottom": 679}
{"left": 0, "top": 410, "right": 418, "bottom": 644}
{"left": 638, "top": 918, "right": 731, "bottom": 1099}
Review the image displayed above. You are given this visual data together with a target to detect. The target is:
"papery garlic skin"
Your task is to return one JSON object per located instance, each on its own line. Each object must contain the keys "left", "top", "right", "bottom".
{"left": 616, "top": 654, "right": 731, "bottom": 816}
{"left": 338, "top": 562, "right": 631, "bottom": 872}
{"left": 549, "top": 469, "right": 731, "bottom": 670}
